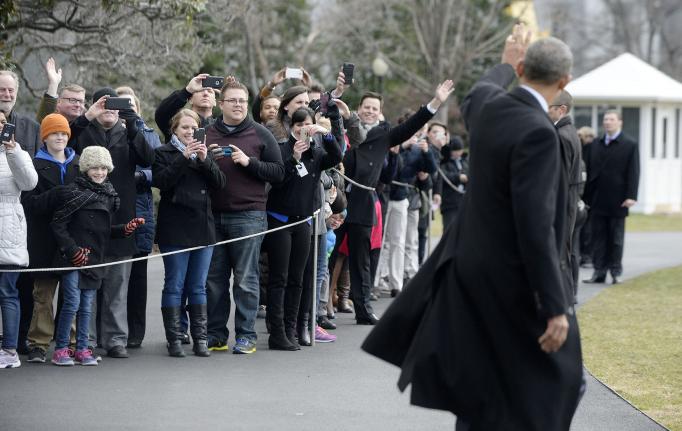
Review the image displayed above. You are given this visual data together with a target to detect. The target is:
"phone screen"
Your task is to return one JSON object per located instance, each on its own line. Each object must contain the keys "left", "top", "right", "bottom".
{"left": 285, "top": 68, "right": 303, "bottom": 80}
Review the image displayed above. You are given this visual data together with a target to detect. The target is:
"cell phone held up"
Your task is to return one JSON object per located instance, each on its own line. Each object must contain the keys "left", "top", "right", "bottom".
{"left": 193, "top": 128, "right": 206, "bottom": 143}
{"left": 342, "top": 63, "right": 355, "bottom": 86}
{"left": 104, "top": 97, "right": 132, "bottom": 110}
{"left": 285, "top": 67, "right": 303, "bottom": 80}
{"left": 299, "top": 127, "right": 310, "bottom": 144}
{"left": 319, "top": 92, "right": 330, "bottom": 115}
{"left": 202, "top": 76, "right": 225, "bottom": 89}
{"left": 1, "top": 123, "right": 15, "bottom": 142}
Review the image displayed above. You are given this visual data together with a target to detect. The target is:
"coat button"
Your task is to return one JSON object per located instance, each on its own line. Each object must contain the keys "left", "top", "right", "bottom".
{"left": 201, "top": 190, "right": 206, "bottom": 195}
{"left": 369, "top": 162, "right": 373, "bottom": 166}
{"left": 368, "top": 145, "right": 373, "bottom": 150}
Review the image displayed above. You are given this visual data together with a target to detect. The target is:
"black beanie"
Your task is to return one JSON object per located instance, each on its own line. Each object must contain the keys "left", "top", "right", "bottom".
{"left": 92, "top": 87, "right": 118, "bottom": 103}
{"left": 449, "top": 136, "right": 464, "bottom": 151}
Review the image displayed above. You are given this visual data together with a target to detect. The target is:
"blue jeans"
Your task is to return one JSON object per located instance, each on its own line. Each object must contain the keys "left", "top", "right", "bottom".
{"left": 0, "top": 272, "right": 20, "bottom": 350}
{"left": 55, "top": 271, "right": 96, "bottom": 350}
{"left": 159, "top": 245, "right": 213, "bottom": 307}
{"left": 206, "top": 211, "right": 266, "bottom": 343}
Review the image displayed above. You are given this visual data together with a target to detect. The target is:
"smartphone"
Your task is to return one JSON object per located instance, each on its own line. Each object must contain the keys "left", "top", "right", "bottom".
{"left": 193, "top": 128, "right": 206, "bottom": 143}
{"left": 285, "top": 67, "right": 303, "bottom": 80}
{"left": 319, "top": 92, "right": 330, "bottom": 115}
{"left": 202, "top": 76, "right": 225, "bottom": 89}
{"left": 0, "top": 123, "right": 15, "bottom": 142}
{"left": 342, "top": 63, "right": 355, "bottom": 85}
{"left": 223, "top": 146, "right": 233, "bottom": 157}
{"left": 104, "top": 97, "right": 132, "bottom": 110}
{"left": 299, "top": 127, "right": 310, "bottom": 143}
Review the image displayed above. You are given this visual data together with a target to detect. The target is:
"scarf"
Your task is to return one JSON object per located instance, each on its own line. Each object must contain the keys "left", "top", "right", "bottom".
{"left": 170, "top": 134, "right": 196, "bottom": 160}
{"left": 53, "top": 175, "right": 119, "bottom": 222}
{"left": 35, "top": 146, "right": 76, "bottom": 184}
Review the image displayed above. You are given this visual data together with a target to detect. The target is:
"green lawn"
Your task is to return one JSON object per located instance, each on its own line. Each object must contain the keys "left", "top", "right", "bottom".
{"left": 578, "top": 266, "right": 682, "bottom": 430}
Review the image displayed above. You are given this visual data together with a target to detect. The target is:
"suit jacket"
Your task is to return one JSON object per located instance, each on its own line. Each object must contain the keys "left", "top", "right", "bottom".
{"left": 583, "top": 132, "right": 639, "bottom": 217}
{"left": 343, "top": 106, "right": 434, "bottom": 226}
{"left": 362, "top": 64, "right": 582, "bottom": 431}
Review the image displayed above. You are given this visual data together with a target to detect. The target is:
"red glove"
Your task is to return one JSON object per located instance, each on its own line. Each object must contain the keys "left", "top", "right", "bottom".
{"left": 124, "top": 217, "right": 146, "bottom": 236}
{"left": 70, "top": 247, "right": 90, "bottom": 267}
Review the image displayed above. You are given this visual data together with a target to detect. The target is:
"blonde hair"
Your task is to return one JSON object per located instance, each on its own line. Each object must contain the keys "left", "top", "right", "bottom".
{"left": 170, "top": 109, "right": 200, "bottom": 133}
{"left": 115, "top": 86, "right": 141, "bottom": 113}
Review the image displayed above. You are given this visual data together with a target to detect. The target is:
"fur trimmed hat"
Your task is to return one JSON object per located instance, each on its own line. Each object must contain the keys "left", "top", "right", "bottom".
{"left": 40, "top": 113, "right": 71, "bottom": 142}
{"left": 79, "top": 146, "right": 114, "bottom": 173}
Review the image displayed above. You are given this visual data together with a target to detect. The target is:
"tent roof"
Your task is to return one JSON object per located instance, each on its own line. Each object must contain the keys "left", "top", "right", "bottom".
{"left": 566, "top": 53, "right": 682, "bottom": 103}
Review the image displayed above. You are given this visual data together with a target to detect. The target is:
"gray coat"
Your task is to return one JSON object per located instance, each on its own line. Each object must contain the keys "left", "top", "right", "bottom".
{"left": 8, "top": 111, "right": 40, "bottom": 158}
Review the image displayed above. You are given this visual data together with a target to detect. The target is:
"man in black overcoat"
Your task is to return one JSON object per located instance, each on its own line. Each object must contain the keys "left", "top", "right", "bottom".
{"left": 583, "top": 110, "right": 639, "bottom": 284}
{"left": 362, "top": 26, "right": 583, "bottom": 431}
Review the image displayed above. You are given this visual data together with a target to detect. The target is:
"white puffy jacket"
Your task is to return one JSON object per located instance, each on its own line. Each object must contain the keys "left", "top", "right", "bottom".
{"left": 0, "top": 143, "right": 38, "bottom": 267}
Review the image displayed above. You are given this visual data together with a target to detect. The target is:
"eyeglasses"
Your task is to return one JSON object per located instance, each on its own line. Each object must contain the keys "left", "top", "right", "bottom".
{"left": 60, "top": 97, "right": 85, "bottom": 105}
{"left": 222, "top": 98, "right": 248, "bottom": 106}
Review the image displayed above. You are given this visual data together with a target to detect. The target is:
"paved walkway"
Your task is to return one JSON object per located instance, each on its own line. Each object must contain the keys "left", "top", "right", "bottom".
{"left": 2, "top": 232, "right": 680, "bottom": 430}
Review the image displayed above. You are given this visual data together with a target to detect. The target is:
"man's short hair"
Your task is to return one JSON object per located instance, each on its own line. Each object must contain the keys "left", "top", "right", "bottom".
{"left": 360, "top": 92, "right": 383, "bottom": 108}
{"left": 0, "top": 70, "right": 19, "bottom": 89}
{"left": 523, "top": 37, "right": 573, "bottom": 85}
{"left": 309, "top": 83, "right": 325, "bottom": 94}
{"left": 604, "top": 109, "right": 622, "bottom": 121}
{"left": 552, "top": 90, "right": 573, "bottom": 112}
{"left": 428, "top": 122, "right": 448, "bottom": 133}
{"left": 61, "top": 83, "right": 86, "bottom": 95}
{"left": 220, "top": 80, "right": 249, "bottom": 99}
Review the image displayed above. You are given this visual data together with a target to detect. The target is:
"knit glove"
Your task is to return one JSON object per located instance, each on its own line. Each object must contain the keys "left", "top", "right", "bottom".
{"left": 118, "top": 108, "right": 140, "bottom": 140}
{"left": 70, "top": 247, "right": 91, "bottom": 267}
{"left": 324, "top": 96, "right": 341, "bottom": 121}
{"left": 124, "top": 217, "right": 146, "bottom": 236}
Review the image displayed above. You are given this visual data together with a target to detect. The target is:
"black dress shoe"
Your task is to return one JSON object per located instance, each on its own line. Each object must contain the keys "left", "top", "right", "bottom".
{"left": 357, "top": 314, "right": 380, "bottom": 325}
{"left": 583, "top": 274, "right": 606, "bottom": 284}
{"left": 107, "top": 345, "right": 129, "bottom": 358}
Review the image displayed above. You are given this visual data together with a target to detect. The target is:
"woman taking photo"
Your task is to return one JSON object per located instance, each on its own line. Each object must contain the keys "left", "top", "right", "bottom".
{"left": 152, "top": 109, "right": 226, "bottom": 357}
{"left": 263, "top": 106, "right": 342, "bottom": 350}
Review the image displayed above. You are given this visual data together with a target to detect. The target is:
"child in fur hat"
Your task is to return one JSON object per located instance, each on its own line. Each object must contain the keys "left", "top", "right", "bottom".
{"left": 49, "top": 146, "right": 144, "bottom": 366}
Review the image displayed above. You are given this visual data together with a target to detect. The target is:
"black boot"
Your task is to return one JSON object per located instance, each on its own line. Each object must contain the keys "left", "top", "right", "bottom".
{"left": 297, "top": 313, "right": 312, "bottom": 347}
{"left": 284, "top": 286, "right": 304, "bottom": 350}
{"left": 188, "top": 304, "right": 210, "bottom": 357}
{"left": 161, "top": 307, "right": 185, "bottom": 358}
{"left": 268, "top": 286, "right": 297, "bottom": 351}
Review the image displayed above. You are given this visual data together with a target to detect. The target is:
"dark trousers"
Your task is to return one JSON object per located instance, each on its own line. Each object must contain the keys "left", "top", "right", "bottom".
{"left": 17, "top": 273, "right": 33, "bottom": 351}
{"left": 580, "top": 212, "right": 593, "bottom": 263}
{"left": 263, "top": 217, "right": 311, "bottom": 331}
{"left": 346, "top": 223, "right": 374, "bottom": 320}
{"left": 126, "top": 254, "right": 148, "bottom": 343}
{"left": 591, "top": 213, "right": 625, "bottom": 276}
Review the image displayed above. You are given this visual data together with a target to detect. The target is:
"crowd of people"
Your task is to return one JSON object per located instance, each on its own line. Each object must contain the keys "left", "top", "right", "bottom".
{"left": 0, "top": 54, "right": 459, "bottom": 368}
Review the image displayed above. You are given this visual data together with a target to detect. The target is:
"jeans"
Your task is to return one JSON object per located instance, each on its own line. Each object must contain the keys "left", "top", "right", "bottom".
{"left": 206, "top": 210, "right": 266, "bottom": 343}
{"left": 160, "top": 245, "right": 213, "bottom": 307}
{"left": 55, "top": 271, "right": 96, "bottom": 350}
{"left": 0, "top": 272, "right": 20, "bottom": 350}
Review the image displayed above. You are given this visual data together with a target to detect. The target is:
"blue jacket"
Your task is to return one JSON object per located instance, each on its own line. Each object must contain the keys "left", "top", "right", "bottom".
{"left": 134, "top": 121, "right": 162, "bottom": 254}
{"left": 389, "top": 145, "right": 437, "bottom": 201}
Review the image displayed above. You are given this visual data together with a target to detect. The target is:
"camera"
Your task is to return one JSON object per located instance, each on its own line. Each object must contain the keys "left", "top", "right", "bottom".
{"left": 202, "top": 76, "right": 225, "bottom": 89}
{"left": 342, "top": 63, "right": 355, "bottom": 85}
{"left": 104, "top": 97, "right": 132, "bottom": 110}
{"left": 223, "top": 146, "right": 233, "bottom": 157}
{"left": 285, "top": 67, "right": 303, "bottom": 80}
{"left": 1, "top": 123, "right": 16, "bottom": 142}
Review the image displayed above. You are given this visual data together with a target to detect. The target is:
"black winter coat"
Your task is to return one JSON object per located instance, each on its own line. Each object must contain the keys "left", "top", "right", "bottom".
{"left": 154, "top": 88, "right": 216, "bottom": 143}
{"left": 68, "top": 116, "right": 156, "bottom": 257}
{"left": 362, "top": 64, "right": 583, "bottom": 431}
{"left": 343, "top": 106, "right": 434, "bottom": 226}
{"left": 152, "top": 144, "right": 226, "bottom": 247}
{"left": 435, "top": 155, "right": 468, "bottom": 213}
{"left": 50, "top": 179, "right": 126, "bottom": 282}
{"left": 21, "top": 152, "right": 80, "bottom": 277}
{"left": 583, "top": 132, "right": 639, "bottom": 218}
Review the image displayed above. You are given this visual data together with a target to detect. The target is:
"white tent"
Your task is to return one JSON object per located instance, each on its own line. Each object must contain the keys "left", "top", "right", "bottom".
{"left": 567, "top": 53, "right": 682, "bottom": 214}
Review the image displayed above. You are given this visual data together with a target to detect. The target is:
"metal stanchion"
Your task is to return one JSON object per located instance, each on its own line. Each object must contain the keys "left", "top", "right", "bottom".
{"left": 310, "top": 210, "right": 319, "bottom": 346}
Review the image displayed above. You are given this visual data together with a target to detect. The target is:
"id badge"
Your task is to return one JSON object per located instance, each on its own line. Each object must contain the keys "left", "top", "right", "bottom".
{"left": 295, "top": 162, "right": 309, "bottom": 177}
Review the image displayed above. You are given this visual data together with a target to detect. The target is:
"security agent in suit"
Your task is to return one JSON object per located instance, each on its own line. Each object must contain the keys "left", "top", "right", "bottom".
{"left": 548, "top": 89, "right": 583, "bottom": 297}
{"left": 583, "top": 110, "right": 639, "bottom": 284}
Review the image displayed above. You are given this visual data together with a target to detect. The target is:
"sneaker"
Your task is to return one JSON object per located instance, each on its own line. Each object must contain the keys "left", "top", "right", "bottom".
{"left": 315, "top": 326, "right": 337, "bottom": 343}
{"left": 232, "top": 337, "right": 256, "bottom": 354}
{"left": 27, "top": 347, "right": 47, "bottom": 363}
{"left": 51, "top": 347, "right": 75, "bottom": 366}
{"left": 75, "top": 349, "right": 98, "bottom": 366}
{"left": 87, "top": 346, "right": 102, "bottom": 362}
{"left": 208, "top": 339, "right": 229, "bottom": 351}
{"left": 0, "top": 349, "right": 21, "bottom": 368}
